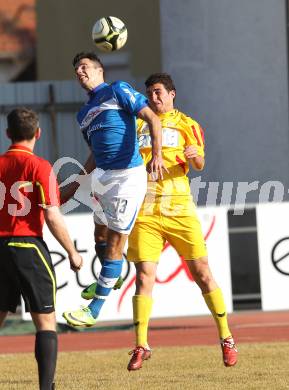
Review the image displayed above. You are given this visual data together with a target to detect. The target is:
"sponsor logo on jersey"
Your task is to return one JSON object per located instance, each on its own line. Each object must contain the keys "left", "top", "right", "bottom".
{"left": 123, "top": 88, "right": 137, "bottom": 104}
{"left": 87, "top": 123, "right": 104, "bottom": 139}
{"left": 138, "top": 127, "right": 179, "bottom": 148}
{"left": 80, "top": 106, "right": 102, "bottom": 129}
{"left": 80, "top": 98, "right": 122, "bottom": 130}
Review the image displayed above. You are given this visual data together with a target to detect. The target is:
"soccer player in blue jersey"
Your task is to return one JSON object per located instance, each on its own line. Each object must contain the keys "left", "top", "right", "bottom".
{"left": 62, "top": 52, "right": 165, "bottom": 327}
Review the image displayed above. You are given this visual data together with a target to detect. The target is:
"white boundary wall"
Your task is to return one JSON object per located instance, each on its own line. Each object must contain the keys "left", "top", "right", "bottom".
{"left": 22, "top": 206, "right": 233, "bottom": 323}
{"left": 256, "top": 203, "right": 289, "bottom": 311}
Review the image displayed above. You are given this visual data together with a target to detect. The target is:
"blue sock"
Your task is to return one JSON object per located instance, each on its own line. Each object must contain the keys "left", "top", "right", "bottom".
{"left": 88, "top": 258, "right": 123, "bottom": 318}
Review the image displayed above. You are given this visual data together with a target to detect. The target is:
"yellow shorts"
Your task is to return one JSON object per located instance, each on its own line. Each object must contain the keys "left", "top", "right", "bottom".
{"left": 127, "top": 212, "right": 207, "bottom": 263}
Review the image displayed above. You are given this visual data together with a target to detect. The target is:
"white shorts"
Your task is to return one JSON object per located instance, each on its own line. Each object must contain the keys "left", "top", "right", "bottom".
{"left": 91, "top": 164, "right": 147, "bottom": 234}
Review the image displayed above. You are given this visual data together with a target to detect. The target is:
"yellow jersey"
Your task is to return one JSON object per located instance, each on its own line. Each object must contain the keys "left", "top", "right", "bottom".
{"left": 137, "top": 109, "right": 205, "bottom": 216}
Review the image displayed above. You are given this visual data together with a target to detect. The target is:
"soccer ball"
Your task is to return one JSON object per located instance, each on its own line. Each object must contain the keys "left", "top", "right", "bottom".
{"left": 92, "top": 16, "right": 127, "bottom": 52}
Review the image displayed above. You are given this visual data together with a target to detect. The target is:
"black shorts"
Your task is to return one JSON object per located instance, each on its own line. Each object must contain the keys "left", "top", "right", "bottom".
{"left": 0, "top": 236, "right": 56, "bottom": 314}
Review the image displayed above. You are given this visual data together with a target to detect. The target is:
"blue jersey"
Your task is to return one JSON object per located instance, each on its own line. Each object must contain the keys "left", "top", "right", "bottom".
{"left": 77, "top": 81, "right": 147, "bottom": 170}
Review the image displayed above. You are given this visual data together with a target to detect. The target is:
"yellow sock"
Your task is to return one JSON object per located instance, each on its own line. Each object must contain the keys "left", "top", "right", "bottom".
{"left": 203, "top": 288, "right": 231, "bottom": 340}
{"left": 133, "top": 295, "right": 153, "bottom": 347}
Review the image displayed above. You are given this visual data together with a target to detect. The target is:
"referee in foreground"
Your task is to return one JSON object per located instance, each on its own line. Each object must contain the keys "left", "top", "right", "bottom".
{"left": 0, "top": 108, "right": 83, "bottom": 390}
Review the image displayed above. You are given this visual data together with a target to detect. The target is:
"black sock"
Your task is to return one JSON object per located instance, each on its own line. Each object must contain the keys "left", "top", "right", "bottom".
{"left": 95, "top": 241, "right": 106, "bottom": 265}
{"left": 35, "top": 330, "right": 57, "bottom": 390}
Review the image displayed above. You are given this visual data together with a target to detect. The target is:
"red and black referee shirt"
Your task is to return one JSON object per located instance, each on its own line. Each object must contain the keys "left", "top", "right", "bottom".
{"left": 0, "top": 144, "right": 60, "bottom": 237}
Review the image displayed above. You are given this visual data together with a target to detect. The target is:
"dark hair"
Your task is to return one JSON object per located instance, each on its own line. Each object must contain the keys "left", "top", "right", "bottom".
{"left": 7, "top": 108, "right": 39, "bottom": 142}
{"left": 145, "top": 73, "right": 176, "bottom": 93}
{"left": 72, "top": 51, "right": 104, "bottom": 70}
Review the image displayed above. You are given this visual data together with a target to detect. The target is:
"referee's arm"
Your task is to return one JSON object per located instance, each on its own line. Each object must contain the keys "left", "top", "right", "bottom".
{"left": 44, "top": 206, "right": 83, "bottom": 271}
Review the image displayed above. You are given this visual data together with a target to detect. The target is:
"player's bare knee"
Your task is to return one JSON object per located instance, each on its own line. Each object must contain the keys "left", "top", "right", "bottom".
{"left": 136, "top": 271, "right": 149, "bottom": 286}
{"left": 186, "top": 257, "right": 208, "bottom": 274}
{"left": 0, "top": 311, "right": 8, "bottom": 327}
{"left": 106, "top": 242, "right": 124, "bottom": 259}
{"left": 94, "top": 224, "right": 108, "bottom": 243}
{"left": 197, "top": 272, "right": 214, "bottom": 288}
{"left": 106, "top": 231, "right": 127, "bottom": 259}
{"left": 187, "top": 258, "right": 215, "bottom": 287}
{"left": 31, "top": 312, "right": 56, "bottom": 332}
{"left": 136, "top": 271, "right": 155, "bottom": 290}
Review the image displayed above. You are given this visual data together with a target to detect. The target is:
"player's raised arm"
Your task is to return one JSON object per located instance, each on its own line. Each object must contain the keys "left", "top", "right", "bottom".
{"left": 60, "top": 152, "right": 96, "bottom": 204}
{"left": 137, "top": 106, "right": 167, "bottom": 179}
{"left": 184, "top": 121, "right": 205, "bottom": 171}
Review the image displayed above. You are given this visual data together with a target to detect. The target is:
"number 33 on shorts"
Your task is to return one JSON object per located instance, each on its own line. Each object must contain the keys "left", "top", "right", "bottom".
{"left": 117, "top": 198, "right": 128, "bottom": 214}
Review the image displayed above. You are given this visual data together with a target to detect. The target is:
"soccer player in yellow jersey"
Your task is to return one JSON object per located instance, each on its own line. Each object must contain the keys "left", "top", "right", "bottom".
{"left": 126, "top": 73, "right": 238, "bottom": 371}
